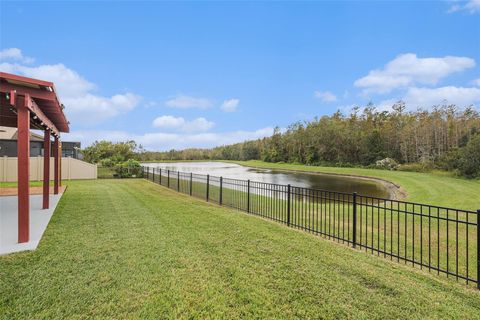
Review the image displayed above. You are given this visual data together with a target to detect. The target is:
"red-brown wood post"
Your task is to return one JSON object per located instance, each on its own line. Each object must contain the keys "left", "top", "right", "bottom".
{"left": 54, "top": 136, "right": 59, "bottom": 195}
{"left": 17, "top": 95, "right": 30, "bottom": 243}
{"left": 59, "top": 142, "right": 62, "bottom": 187}
{"left": 42, "top": 129, "right": 50, "bottom": 209}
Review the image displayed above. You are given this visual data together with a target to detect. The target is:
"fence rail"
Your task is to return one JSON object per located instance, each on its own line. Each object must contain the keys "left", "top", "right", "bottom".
{"left": 142, "top": 165, "right": 479, "bottom": 289}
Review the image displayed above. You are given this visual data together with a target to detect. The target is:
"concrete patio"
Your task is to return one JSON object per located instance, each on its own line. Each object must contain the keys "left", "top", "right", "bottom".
{"left": 0, "top": 192, "right": 63, "bottom": 255}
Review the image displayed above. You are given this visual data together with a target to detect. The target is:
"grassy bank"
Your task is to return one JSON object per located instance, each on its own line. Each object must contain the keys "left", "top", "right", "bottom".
{"left": 1, "top": 179, "right": 479, "bottom": 319}
{"left": 229, "top": 160, "right": 480, "bottom": 211}
{"left": 148, "top": 171, "right": 477, "bottom": 283}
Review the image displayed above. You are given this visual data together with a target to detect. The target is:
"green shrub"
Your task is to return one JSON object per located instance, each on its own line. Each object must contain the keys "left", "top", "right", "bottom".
{"left": 437, "top": 149, "right": 461, "bottom": 171}
{"left": 457, "top": 134, "right": 480, "bottom": 178}
{"left": 100, "top": 158, "right": 115, "bottom": 168}
{"left": 397, "top": 161, "right": 434, "bottom": 173}
{"left": 374, "top": 158, "right": 399, "bottom": 170}
{"left": 114, "top": 159, "right": 143, "bottom": 178}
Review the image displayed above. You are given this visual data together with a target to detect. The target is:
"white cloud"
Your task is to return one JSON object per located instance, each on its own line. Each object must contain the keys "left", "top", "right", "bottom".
{"left": 404, "top": 86, "right": 480, "bottom": 107}
{"left": 374, "top": 99, "right": 398, "bottom": 112}
{"left": 10, "top": 63, "right": 96, "bottom": 96}
{"left": 153, "top": 115, "right": 186, "bottom": 129}
{"left": 0, "top": 50, "right": 142, "bottom": 124}
{"left": 152, "top": 115, "right": 214, "bottom": 132}
{"left": 64, "top": 93, "right": 141, "bottom": 122}
{"left": 188, "top": 117, "right": 215, "bottom": 132}
{"left": 375, "top": 86, "right": 480, "bottom": 111}
{"left": 472, "top": 78, "right": 480, "bottom": 86}
{"left": 165, "top": 95, "right": 212, "bottom": 109}
{"left": 221, "top": 98, "right": 239, "bottom": 112}
{"left": 354, "top": 53, "right": 476, "bottom": 94}
{"left": 153, "top": 116, "right": 185, "bottom": 129}
{"left": 64, "top": 127, "right": 274, "bottom": 151}
{"left": 448, "top": 0, "right": 480, "bottom": 13}
{"left": 0, "top": 48, "right": 34, "bottom": 63}
{"left": 314, "top": 91, "right": 337, "bottom": 102}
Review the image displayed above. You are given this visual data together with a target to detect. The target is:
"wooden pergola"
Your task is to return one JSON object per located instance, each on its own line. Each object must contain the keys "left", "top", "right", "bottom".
{"left": 0, "top": 72, "right": 69, "bottom": 243}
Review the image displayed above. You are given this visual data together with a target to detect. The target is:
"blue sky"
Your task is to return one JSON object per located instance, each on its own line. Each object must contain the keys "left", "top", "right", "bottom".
{"left": 1, "top": 1, "right": 479, "bottom": 150}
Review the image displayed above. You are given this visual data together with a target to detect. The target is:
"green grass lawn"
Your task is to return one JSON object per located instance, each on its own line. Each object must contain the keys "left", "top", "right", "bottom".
{"left": 0, "top": 181, "right": 45, "bottom": 188}
{"left": 229, "top": 160, "right": 480, "bottom": 211}
{"left": 1, "top": 179, "right": 478, "bottom": 319}
{"left": 149, "top": 171, "right": 478, "bottom": 284}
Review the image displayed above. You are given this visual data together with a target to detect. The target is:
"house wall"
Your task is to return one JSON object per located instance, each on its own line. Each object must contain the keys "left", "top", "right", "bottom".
{"left": 0, "top": 140, "right": 81, "bottom": 159}
{"left": 0, "top": 156, "right": 97, "bottom": 182}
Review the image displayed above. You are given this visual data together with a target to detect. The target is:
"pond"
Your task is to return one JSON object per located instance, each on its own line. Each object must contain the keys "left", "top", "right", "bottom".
{"left": 143, "top": 162, "right": 392, "bottom": 199}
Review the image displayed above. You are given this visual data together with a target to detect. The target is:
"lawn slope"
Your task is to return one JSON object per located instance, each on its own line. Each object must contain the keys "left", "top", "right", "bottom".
{"left": 0, "top": 179, "right": 479, "bottom": 319}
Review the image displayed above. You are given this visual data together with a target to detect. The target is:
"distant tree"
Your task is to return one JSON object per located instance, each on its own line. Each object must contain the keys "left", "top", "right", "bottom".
{"left": 82, "top": 140, "right": 137, "bottom": 164}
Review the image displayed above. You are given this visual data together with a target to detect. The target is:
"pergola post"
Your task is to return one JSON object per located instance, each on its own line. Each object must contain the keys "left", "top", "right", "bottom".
{"left": 42, "top": 129, "right": 50, "bottom": 209}
{"left": 59, "top": 142, "right": 62, "bottom": 187}
{"left": 54, "top": 136, "right": 60, "bottom": 195}
{"left": 1, "top": 72, "right": 70, "bottom": 248}
{"left": 17, "top": 95, "right": 30, "bottom": 243}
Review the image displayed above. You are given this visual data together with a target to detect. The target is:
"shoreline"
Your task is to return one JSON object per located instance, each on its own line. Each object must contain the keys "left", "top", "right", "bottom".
{"left": 234, "top": 162, "right": 407, "bottom": 201}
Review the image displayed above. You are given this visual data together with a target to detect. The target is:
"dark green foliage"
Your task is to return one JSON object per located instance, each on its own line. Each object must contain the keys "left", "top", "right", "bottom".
{"left": 457, "top": 134, "right": 480, "bottom": 178}
{"left": 113, "top": 159, "right": 143, "bottom": 178}
{"left": 99, "top": 158, "right": 115, "bottom": 168}
{"left": 397, "top": 161, "right": 435, "bottom": 173}
{"left": 82, "top": 140, "right": 138, "bottom": 164}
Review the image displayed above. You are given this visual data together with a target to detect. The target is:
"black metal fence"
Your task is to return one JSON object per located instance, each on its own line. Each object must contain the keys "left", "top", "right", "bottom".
{"left": 142, "top": 166, "right": 480, "bottom": 289}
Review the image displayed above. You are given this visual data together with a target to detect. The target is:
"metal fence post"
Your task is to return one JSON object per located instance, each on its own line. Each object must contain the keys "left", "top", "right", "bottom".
{"left": 159, "top": 168, "right": 162, "bottom": 185}
{"left": 190, "top": 172, "right": 193, "bottom": 196}
{"left": 477, "top": 209, "right": 480, "bottom": 290}
{"left": 177, "top": 171, "right": 180, "bottom": 192}
{"left": 220, "top": 177, "right": 223, "bottom": 205}
{"left": 247, "top": 180, "right": 251, "bottom": 213}
{"left": 352, "top": 192, "right": 358, "bottom": 248}
{"left": 206, "top": 174, "right": 210, "bottom": 202}
{"left": 287, "top": 184, "right": 291, "bottom": 226}
{"left": 167, "top": 170, "right": 170, "bottom": 188}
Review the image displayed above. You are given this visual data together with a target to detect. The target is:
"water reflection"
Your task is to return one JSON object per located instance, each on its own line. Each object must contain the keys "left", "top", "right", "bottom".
{"left": 143, "top": 162, "right": 391, "bottom": 199}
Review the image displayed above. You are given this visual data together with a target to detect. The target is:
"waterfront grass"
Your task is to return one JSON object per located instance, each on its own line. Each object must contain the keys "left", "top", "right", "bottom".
{"left": 1, "top": 179, "right": 478, "bottom": 319}
{"left": 150, "top": 172, "right": 478, "bottom": 282}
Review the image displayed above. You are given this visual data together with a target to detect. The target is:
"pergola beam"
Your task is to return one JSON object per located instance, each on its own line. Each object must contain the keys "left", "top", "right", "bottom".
{"left": 1, "top": 82, "right": 57, "bottom": 102}
{"left": 24, "top": 94, "right": 60, "bottom": 136}
{"left": 3, "top": 91, "right": 60, "bottom": 135}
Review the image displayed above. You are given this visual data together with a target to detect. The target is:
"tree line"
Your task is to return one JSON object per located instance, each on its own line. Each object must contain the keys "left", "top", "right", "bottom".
{"left": 84, "top": 103, "right": 480, "bottom": 178}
